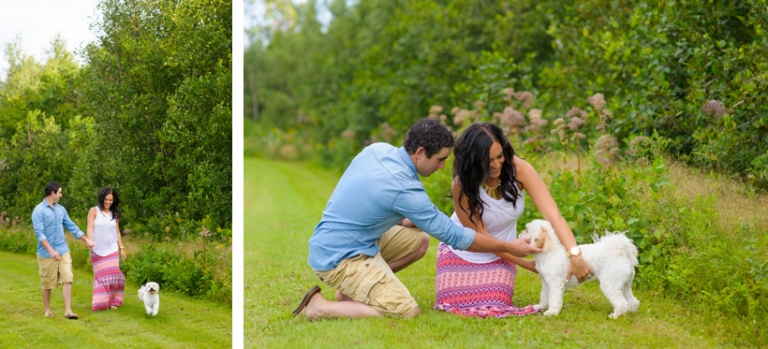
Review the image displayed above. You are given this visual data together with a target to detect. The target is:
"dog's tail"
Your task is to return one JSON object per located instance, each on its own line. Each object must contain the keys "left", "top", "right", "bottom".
{"left": 138, "top": 284, "right": 146, "bottom": 301}
{"left": 593, "top": 231, "right": 639, "bottom": 266}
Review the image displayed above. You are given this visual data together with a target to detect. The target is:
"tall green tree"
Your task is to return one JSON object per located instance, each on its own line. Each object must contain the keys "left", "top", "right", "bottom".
{"left": 0, "top": 36, "right": 81, "bottom": 139}
{"left": 82, "top": 0, "right": 232, "bottom": 228}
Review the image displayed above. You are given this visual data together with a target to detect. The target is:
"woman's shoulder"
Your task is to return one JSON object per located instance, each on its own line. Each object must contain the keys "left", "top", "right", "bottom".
{"left": 451, "top": 176, "right": 463, "bottom": 192}
{"left": 513, "top": 156, "right": 537, "bottom": 174}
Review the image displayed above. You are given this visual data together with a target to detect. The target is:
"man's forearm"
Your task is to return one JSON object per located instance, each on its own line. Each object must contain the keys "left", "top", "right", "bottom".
{"left": 40, "top": 239, "right": 55, "bottom": 253}
{"left": 466, "top": 232, "right": 539, "bottom": 257}
{"left": 466, "top": 232, "right": 506, "bottom": 253}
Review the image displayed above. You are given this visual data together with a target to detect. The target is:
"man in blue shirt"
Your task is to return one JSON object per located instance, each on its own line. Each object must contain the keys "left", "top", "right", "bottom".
{"left": 32, "top": 181, "right": 95, "bottom": 319}
{"left": 293, "top": 119, "right": 541, "bottom": 320}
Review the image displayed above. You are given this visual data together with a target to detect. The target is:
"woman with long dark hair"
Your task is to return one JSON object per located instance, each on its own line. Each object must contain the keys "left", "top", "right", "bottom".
{"left": 86, "top": 187, "right": 127, "bottom": 311}
{"left": 434, "top": 123, "right": 594, "bottom": 318}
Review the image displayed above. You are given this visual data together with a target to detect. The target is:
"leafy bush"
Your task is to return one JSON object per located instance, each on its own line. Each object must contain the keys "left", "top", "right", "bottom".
{"left": 123, "top": 244, "right": 231, "bottom": 304}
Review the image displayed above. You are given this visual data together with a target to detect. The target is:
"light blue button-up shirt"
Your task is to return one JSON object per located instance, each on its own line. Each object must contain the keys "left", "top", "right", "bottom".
{"left": 31, "top": 200, "right": 84, "bottom": 258}
{"left": 308, "top": 143, "right": 476, "bottom": 271}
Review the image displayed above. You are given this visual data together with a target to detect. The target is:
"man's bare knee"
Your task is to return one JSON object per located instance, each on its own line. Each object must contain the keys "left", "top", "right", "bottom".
{"left": 403, "top": 306, "right": 420, "bottom": 319}
{"left": 415, "top": 233, "right": 429, "bottom": 259}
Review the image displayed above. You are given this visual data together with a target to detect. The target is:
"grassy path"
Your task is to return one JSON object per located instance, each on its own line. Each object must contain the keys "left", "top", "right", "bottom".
{"left": 245, "top": 158, "right": 739, "bottom": 348}
{"left": 0, "top": 251, "right": 231, "bottom": 349}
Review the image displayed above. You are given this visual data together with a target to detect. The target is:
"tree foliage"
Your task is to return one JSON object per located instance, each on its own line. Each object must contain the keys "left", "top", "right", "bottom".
{"left": 246, "top": 0, "right": 768, "bottom": 186}
{"left": 0, "top": 0, "right": 232, "bottom": 234}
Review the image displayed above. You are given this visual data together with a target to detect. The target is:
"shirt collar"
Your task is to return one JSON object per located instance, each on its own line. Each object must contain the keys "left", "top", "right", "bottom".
{"left": 41, "top": 199, "right": 58, "bottom": 210}
{"left": 397, "top": 146, "right": 418, "bottom": 179}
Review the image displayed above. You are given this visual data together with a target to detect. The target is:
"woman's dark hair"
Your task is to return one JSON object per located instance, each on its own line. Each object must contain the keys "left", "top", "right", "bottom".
{"left": 453, "top": 123, "right": 519, "bottom": 226}
{"left": 403, "top": 118, "right": 455, "bottom": 158}
{"left": 98, "top": 187, "right": 121, "bottom": 220}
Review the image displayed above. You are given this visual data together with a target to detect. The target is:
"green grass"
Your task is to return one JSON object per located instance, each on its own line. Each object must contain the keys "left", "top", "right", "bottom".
{"left": 245, "top": 157, "right": 749, "bottom": 348}
{"left": 0, "top": 251, "right": 231, "bottom": 349}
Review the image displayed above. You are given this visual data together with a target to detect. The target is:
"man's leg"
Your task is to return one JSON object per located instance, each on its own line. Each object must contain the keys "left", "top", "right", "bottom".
{"left": 37, "top": 254, "right": 56, "bottom": 316}
{"left": 42, "top": 288, "right": 52, "bottom": 315}
{"left": 305, "top": 293, "right": 420, "bottom": 320}
{"left": 62, "top": 283, "right": 73, "bottom": 314}
{"left": 58, "top": 253, "right": 76, "bottom": 316}
{"left": 304, "top": 292, "right": 382, "bottom": 320}
{"left": 309, "top": 253, "right": 419, "bottom": 320}
{"left": 335, "top": 232, "right": 429, "bottom": 302}
{"left": 336, "top": 225, "right": 428, "bottom": 302}
{"left": 388, "top": 232, "right": 429, "bottom": 272}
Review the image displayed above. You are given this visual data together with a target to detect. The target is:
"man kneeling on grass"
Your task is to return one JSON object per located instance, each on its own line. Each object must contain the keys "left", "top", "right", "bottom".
{"left": 292, "top": 118, "right": 542, "bottom": 320}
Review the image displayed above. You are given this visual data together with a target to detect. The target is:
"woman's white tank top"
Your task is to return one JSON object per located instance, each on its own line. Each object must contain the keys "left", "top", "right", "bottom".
{"left": 92, "top": 206, "right": 119, "bottom": 256}
{"left": 447, "top": 186, "right": 524, "bottom": 263}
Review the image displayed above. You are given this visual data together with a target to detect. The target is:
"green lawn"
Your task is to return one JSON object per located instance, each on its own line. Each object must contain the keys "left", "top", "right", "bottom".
{"left": 0, "top": 251, "right": 231, "bottom": 349}
{"left": 245, "top": 158, "right": 742, "bottom": 348}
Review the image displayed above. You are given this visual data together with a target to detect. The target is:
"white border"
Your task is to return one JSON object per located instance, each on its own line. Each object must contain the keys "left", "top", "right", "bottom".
{"left": 232, "top": 0, "right": 244, "bottom": 347}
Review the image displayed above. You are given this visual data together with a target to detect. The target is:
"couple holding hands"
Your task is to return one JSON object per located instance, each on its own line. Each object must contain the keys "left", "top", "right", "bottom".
{"left": 32, "top": 182, "right": 127, "bottom": 319}
{"left": 293, "top": 118, "right": 594, "bottom": 320}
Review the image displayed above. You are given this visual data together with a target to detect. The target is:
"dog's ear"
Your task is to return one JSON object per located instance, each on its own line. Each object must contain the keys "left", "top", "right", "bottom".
{"left": 537, "top": 226, "right": 552, "bottom": 251}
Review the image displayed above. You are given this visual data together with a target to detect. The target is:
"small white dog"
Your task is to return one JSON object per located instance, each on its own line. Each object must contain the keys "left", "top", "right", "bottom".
{"left": 138, "top": 282, "right": 161, "bottom": 316}
{"left": 519, "top": 219, "right": 640, "bottom": 318}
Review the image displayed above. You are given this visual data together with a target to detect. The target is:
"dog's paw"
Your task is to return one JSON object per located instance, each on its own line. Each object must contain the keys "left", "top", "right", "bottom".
{"left": 609, "top": 308, "right": 628, "bottom": 319}
{"left": 543, "top": 309, "right": 560, "bottom": 316}
{"left": 533, "top": 304, "right": 545, "bottom": 311}
{"left": 628, "top": 300, "right": 640, "bottom": 312}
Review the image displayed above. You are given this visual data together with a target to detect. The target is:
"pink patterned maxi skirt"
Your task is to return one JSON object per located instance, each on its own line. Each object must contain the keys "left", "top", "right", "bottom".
{"left": 91, "top": 251, "right": 125, "bottom": 311}
{"left": 434, "top": 242, "right": 539, "bottom": 318}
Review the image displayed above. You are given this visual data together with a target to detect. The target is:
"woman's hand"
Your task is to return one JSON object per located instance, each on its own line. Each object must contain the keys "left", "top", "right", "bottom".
{"left": 120, "top": 248, "right": 127, "bottom": 261}
{"left": 567, "top": 255, "right": 594, "bottom": 283}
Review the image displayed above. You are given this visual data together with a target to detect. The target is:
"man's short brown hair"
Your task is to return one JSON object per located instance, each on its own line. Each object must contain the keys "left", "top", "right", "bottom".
{"left": 403, "top": 118, "right": 454, "bottom": 158}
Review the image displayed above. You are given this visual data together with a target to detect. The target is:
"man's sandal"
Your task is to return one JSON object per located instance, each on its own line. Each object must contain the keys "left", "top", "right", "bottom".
{"left": 292, "top": 285, "right": 321, "bottom": 316}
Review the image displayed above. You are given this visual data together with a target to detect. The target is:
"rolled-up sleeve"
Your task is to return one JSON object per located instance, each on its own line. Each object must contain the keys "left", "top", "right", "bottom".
{"left": 393, "top": 185, "right": 475, "bottom": 250}
{"left": 61, "top": 209, "right": 84, "bottom": 239}
{"left": 31, "top": 208, "right": 48, "bottom": 242}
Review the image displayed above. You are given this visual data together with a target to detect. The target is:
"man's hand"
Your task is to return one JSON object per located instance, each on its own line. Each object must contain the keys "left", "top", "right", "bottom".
{"left": 566, "top": 255, "right": 594, "bottom": 283}
{"left": 506, "top": 238, "right": 542, "bottom": 257}
{"left": 400, "top": 218, "right": 416, "bottom": 228}
{"left": 48, "top": 249, "right": 61, "bottom": 261}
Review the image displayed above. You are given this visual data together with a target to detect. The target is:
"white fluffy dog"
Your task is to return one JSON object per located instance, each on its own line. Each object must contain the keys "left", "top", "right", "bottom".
{"left": 519, "top": 219, "right": 640, "bottom": 318}
{"left": 138, "top": 282, "right": 161, "bottom": 316}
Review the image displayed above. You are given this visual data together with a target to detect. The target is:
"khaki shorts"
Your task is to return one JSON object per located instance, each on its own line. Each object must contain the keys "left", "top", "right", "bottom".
{"left": 314, "top": 225, "right": 425, "bottom": 317}
{"left": 37, "top": 252, "right": 74, "bottom": 289}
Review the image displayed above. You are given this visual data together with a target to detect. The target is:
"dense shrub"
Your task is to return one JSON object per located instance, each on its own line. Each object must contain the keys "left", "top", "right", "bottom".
{"left": 123, "top": 244, "right": 231, "bottom": 303}
{"left": 248, "top": 0, "right": 768, "bottom": 185}
{"left": 539, "top": 0, "right": 768, "bottom": 184}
